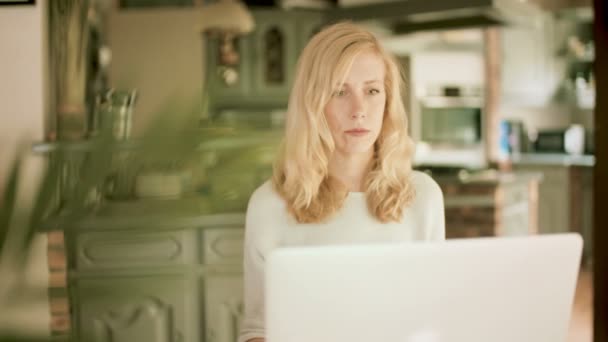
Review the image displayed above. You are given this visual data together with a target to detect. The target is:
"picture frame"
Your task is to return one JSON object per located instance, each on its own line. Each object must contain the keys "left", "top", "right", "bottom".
{"left": 0, "top": 0, "right": 35, "bottom": 5}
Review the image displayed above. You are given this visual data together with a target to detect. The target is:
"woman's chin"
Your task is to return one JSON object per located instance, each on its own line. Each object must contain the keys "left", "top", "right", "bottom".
{"left": 338, "top": 144, "right": 375, "bottom": 156}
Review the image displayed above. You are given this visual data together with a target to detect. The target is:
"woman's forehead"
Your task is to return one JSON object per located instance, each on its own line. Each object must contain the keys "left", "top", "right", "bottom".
{"left": 336, "top": 52, "right": 386, "bottom": 86}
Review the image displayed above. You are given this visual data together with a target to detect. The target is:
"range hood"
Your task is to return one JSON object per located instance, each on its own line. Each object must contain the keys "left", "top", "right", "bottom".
{"left": 327, "top": 0, "right": 544, "bottom": 34}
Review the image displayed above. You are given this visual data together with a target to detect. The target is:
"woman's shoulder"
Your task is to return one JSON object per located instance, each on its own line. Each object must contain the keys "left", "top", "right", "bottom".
{"left": 409, "top": 170, "right": 444, "bottom": 206}
{"left": 247, "top": 179, "right": 285, "bottom": 213}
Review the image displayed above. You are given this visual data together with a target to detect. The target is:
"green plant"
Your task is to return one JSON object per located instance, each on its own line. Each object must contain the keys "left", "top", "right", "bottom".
{"left": 0, "top": 96, "right": 269, "bottom": 341}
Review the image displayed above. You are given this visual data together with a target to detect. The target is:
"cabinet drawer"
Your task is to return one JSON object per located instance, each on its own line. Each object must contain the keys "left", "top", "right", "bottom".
{"left": 202, "top": 229, "right": 244, "bottom": 265}
{"left": 499, "top": 183, "right": 529, "bottom": 207}
{"left": 75, "top": 230, "right": 198, "bottom": 270}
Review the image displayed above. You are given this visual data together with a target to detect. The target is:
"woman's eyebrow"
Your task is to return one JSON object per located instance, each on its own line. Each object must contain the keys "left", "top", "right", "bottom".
{"left": 340, "top": 80, "right": 382, "bottom": 87}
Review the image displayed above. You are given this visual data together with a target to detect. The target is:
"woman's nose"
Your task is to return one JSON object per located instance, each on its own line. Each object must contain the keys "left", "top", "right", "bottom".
{"left": 350, "top": 95, "right": 366, "bottom": 119}
{"left": 351, "top": 111, "right": 366, "bottom": 119}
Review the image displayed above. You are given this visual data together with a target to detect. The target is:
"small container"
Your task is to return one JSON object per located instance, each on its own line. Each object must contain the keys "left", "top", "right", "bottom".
{"left": 565, "top": 124, "right": 585, "bottom": 155}
{"left": 95, "top": 89, "right": 137, "bottom": 140}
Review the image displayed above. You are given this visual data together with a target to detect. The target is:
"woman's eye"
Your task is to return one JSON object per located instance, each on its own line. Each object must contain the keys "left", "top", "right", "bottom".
{"left": 334, "top": 90, "right": 346, "bottom": 97}
{"left": 368, "top": 88, "right": 380, "bottom": 95}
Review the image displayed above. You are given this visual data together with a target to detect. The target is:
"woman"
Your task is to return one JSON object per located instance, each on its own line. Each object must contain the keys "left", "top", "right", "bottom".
{"left": 238, "top": 21, "right": 445, "bottom": 342}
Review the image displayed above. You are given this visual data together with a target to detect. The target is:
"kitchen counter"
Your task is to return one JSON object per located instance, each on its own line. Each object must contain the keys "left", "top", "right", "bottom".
{"left": 429, "top": 169, "right": 543, "bottom": 185}
{"left": 430, "top": 170, "right": 541, "bottom": 238}
{"left": 509, "top": 153, "right": 595, "bottom": 167}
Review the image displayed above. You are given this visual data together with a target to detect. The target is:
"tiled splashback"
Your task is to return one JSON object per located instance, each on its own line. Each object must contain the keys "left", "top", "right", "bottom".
{"left": 499, "top": 104, "right": 593, "bottom": 132}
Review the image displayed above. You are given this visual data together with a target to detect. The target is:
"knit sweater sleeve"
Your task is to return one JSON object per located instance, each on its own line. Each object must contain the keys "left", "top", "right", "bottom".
{"left": 238, "top": 183, "right": 276, "bottom": 342}
{"left": 412, "top": 171, "right": 446, "bottom": 241}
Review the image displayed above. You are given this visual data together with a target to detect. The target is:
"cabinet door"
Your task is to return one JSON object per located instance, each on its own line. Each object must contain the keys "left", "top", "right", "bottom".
{"left": 207, "top": 35, "right": 252, "bottom": 103}
{"left": 515, "top": 165, "right": 569, "bottom": 235}
{"left": 500, "top": 183, "right": 531, "bottom": 236}
{"left": 501, "top": 203, "right": 530, "bottom": 236}
{"left": 74, "top": 276, "right": 199, "bottom": 342}
{"left": 250, "top": 11, "right": 298, "bottom": 99}
{"left": 204, "top": 274, "right": 245, "bottom": 342}
{"left": 296, "top": 12, "right": 325, "bottom": 55}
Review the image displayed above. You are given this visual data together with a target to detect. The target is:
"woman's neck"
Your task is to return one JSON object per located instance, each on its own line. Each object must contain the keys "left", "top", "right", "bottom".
{"left": 328, "top": 149, "right": 374, "bottom": 192}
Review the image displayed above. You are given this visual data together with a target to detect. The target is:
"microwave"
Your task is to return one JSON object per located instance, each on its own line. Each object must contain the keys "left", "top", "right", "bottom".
{"left": 412, "top": 85, "right": 486, "bottom": 168}
{"left": 418, "top": 92, "right": 483, "bottom": 147}
{"left": 534, "top": 126, "right": 587, "bottom": 155}
{"left": 534, "top": 130, "right": 567, "bottom": 153}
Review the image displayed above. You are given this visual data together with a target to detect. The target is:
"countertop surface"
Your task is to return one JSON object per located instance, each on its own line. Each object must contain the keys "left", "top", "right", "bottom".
{"left": 431, "top": 169, "right": 543, "bottom": 185}
{"left": 509, "top": 153, "right": 595, "bottom": 167}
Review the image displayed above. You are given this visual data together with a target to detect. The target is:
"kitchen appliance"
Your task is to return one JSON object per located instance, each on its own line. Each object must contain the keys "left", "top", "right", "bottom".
{"left": 534, "top": 130, "right": 567, "bottom": 153}
{"left": 533, "top": 127, "right": 585, "bottom": 154}
{"left": 413, "top": 85, "right": 486, "bottom": 168}
{"left": 498, "top": 119, "right": 532, "bottom": 156}
{"left": 564, "top": 124, "right": 585, "bottom": 155}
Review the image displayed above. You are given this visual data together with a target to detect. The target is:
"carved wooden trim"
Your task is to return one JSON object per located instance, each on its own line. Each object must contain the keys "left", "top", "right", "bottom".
{"left": 92, "top": 297, "right": 179, "bottom": 342}
{"left": 78, "top": 233, "right": 187, "bottom": 268}
{"left": 203, "top": 230, "right": 244, "bottom": 264}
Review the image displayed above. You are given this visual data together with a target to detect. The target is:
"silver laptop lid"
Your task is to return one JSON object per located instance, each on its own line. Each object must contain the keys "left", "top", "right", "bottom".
{"left": 266, "top": 234, "right": 582, "bottom": 342}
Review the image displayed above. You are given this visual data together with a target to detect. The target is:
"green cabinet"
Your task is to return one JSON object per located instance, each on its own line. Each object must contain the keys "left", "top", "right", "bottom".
{"left": 204, "top": 275, "right": 244, "bottom": 342}
{"left": 75, "top": 276, "right": 199, "bottom": 342}
{"left": 201, "top": 228, "right": 245, "bottom": 342}
{"left": 249, "top": 11, "right": 298, "bottom": 100}
{"left": 66, "top": 212, "right": 246, "bottom": 342}
{"left": 207, "top": 36, "right": 253, "bottom": 103}
{"left": 206, "top": 10, "right": 324, "bottom": 109}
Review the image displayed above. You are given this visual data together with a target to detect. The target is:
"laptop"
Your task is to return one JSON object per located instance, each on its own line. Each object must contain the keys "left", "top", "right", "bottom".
{"left": 265, "top": 234, "right": 582, "bottom": 342}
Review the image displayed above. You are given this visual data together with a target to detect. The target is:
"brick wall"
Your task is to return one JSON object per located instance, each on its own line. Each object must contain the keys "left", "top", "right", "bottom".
{"left": 47, "top": 231, "right": 70, "bottom": 338}
{"left": 440, "top": 183, "right": 499, "bottom": 239}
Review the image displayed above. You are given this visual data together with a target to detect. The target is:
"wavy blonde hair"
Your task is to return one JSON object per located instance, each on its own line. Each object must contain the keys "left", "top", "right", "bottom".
{"left": 272, "top": 21, "right": 416, "bottom": 223}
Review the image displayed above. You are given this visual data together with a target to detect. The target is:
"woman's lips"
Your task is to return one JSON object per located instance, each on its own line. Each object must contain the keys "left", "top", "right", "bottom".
{"left": 345, "top": 129, "right": 370, "bottom": 136}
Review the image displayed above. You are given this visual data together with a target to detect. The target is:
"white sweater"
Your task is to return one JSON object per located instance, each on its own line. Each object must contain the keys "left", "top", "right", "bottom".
{"left": 237, "top": 171, "right": 446, "bottom": 342}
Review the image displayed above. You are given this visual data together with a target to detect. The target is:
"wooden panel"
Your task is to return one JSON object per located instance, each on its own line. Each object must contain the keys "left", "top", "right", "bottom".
{"left": 204, "top": 275, "right": 244, "bottom": 342}
{"left": 75, "top": 230, "right": 197, "bottom": 269}
{"left": 202, "top": 229, "right": 244, "bottom": 265}
{"left": 499, "top": 202, "right": 530, "bottom": 236}
{"left": 75, "top": 276, "right": 199, "bottom": 342}
{"left": 515, "top": 165, "right": 569, "bottom": 234}
{"left": 250, "top": 11, "right": 298, "bottom": 99}
{"left": 498, "top": 183, "right": 529, "bottom": 207}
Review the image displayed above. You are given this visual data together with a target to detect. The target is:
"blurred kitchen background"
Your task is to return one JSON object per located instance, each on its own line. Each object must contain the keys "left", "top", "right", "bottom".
{"left": 0, "top": 0, "right": 599, "bottom": 341}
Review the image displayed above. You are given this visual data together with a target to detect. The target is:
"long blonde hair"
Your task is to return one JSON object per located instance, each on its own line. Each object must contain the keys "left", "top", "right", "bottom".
{"left": 272, "top": 21, "right": 416, "bottom": 223}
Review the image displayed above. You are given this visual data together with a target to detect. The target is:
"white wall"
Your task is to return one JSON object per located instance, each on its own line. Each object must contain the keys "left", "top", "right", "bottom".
{"left": 411, "top": 51, "right": 484, "bottom": 96}
{"left": 0, "top": 0, "right": 50, "bottom": 337}
{"left": 0, "top": 3, "right": 47, "bottom": 161}
{"left": 108, "top": 8, "right": 206, "bottom": 135}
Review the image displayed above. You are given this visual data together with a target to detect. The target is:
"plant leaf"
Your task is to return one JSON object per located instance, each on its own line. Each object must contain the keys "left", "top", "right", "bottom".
{"left": 0, "top": 153, "right": 22, "bottom": 257}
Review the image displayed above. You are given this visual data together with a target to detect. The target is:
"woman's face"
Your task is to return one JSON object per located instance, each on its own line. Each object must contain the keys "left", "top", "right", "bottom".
{"left": 324, "top": 51, "right": 386, "bottom": 156}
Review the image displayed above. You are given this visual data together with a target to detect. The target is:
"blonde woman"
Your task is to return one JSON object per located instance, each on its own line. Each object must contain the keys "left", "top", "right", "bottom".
{"left": 238, "top": 21, "right": 445, "bottom": 342}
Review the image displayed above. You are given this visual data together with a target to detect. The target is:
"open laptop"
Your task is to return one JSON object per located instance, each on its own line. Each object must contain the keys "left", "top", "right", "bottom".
{"left": 265, "top": 234, "right": 582, "bottom": 342}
